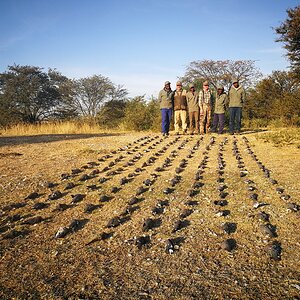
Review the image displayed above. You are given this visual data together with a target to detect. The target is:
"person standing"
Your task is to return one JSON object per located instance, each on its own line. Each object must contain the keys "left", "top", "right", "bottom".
{"left": 186, "top": 83, "right": 199, "bottom": 134}
{"left": 211, "top": 85, "right": 228, "bottom": 134}
{"left": 173, "top": 81, "right": 188, "bottom": 135}
{"left": 199, "top": 80, "right": 213, "bottom": 134}
{"left": 228, "top": 78, "right": 246, "bottom": 134}
{"left": 158, "top": 81, "right": 173, "bottom": 136}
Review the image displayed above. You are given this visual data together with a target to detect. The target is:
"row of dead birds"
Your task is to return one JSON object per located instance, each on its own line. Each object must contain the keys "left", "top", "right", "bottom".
{"left": 233, "top": 137, "right": 282, "bottom": 260}
{"left": 242, "top": 136, "right": 299, "bottom": 213}
{"left": 1, "top": 135, "right": 165, "bottom": 238}
{"left": 214, "top": 138, "right": 238, "bottom": 252}
{"left": 55, "top": 135, "right": 191, "bottom": 240}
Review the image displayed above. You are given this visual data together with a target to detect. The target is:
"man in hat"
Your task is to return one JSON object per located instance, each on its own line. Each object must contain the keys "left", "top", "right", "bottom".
{"left": 212, "top": 85, "right": 228, "bottom": 134}
{"left": 186, "top": 83, "right": 199, "bottom": 134}
{"left": 228, "top": 78, "right": 246, "bottom": 134}
{"left": 199, "top": 80, "right": 213, "bottom": 134}
{"left": 158, "top": 81, "right": 173, "bottom": 136}
{"left": 173, "top": 81, "right": 188, "bottom": 134}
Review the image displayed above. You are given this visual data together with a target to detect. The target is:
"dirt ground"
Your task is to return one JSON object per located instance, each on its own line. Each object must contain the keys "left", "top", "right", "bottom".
{"left": 0, "top": 131, "right": 299, "bottom": 300}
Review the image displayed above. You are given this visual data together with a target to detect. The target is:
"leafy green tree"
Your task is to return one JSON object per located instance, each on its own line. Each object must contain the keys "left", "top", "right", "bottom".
{"left": 0, "top": 64, "right": 63, "bottom": 123}
{"left": 275, "top": 6, "right": 300, "bottom": 79}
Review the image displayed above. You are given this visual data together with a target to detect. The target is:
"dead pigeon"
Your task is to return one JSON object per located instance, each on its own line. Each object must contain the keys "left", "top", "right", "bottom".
{"left": 265, "top": 241, "right": 282, "bottom": 260}
{"left": 221, "top": 238, "right": 236, "bottom": 252}
{"left": 248, "top": 186, "right": 256, "bottom": 191}
{"left": 253, "top": 201, "right": 269, "bottom": 209}
{"left": 172, "top": 219, "right": 189, "bottom": 233}
{"left": 143, "top": 179, "right": 154, "bottom": 186}
{"left": 244, "top": 179, "right": 254, "bottom": 185}
{"left": 180, "top": 209, "right": 193, "bottom": 219}
{"left": 53, "top": 203, "right": 72, "bottom": 212}
{"left": 135, "top": 235, "right": 151, "bottom": 249}
{"left": 269, "top": 178, "right": 278, "bottom": 185}
{"left": 257, "top": 211, "right": 270, "bottom": 222}
{"left": 48, "top": 190, "right": 63, "bottom": 200}
{"left": 120, "top": 177, "right": 128, "bottom": 185}
{"left": 219, "top": 191, "right": 228, "bottom": 199}
{"left": 136, "top": 186, "right": 146, "bottom": 196}
{"left": 25, "top": 192, "right": 39, "bottom": 200}
{"left": 217, "top": 185, "right": 227, "bottom": 192}
{"left": 214, "top": 200, "right": 228, "bottom": 206}
{"left": 69, "top": 219, "right": 83, "bottom": 232}
{"left": 260, "top": 223, "right": 277, "bottom": 238}
{"left": 22, "top": 216, "right": 44, "bottom": 225}
{"left": 99, "top": 195, "right": 111, "bottom": 203}
{"left": 121, "top": 205, "right": 139, "bottom": 216}
{"left": 216, "top": 210, "right": 230, "bottom": 217}
{"left": 286, "top": 202, "right": 300, "bottom": 212}
{"left": 79, "top": 174, "right": 91, "bottom": 181}
{"left": 185, "top": 200, "right": 198, "bottom": 206}
{"left": 163, "top": 187, "right": 174, "bottom": 194}
{"left": 71, "top": 194, "right": 85, "bottom": 203}
{"left": 46, "top": 182, "right": 57, "bottom": 188}
{"left": 33, "top": 202, "right": 49, "bottom": 210}
{"left": 98, "top": 177, "right": 108, "bottom": 183}
{"left": 111, "top": 186, "right": 120, "bottom": 193}
{"left": 55, "top": 227, "right": 69, "bottom": 238}
{"left": 152, "top": 206, "right": 164, "bottom": 215}
{"left": 158, "top": 200, "right": 169, "bottom": 207}
{"left": 280, "top": 194, "right": 290, "bottom": 201}
{"left": 187, "top": 189, "right": 197, "bottom": 197}
{"left": 71, "top": 168, "right": 82, "bottom": 175}
{"left": 249, "top": 193, "right": 258, "bottom": 201}
{"left": 107, "top": 217, "right": 121, "bottom": 228}
{"left": 84, "top": 203, "right": 100, "bottom": 214}
{"left": 276, "top": 187, "right": 284, "bottom": 194}
{"left": 222, "top": 222, "right": 237, "bottom": 234}
{"left": 142, "top": 218, "right": 161, "bottom": 231}
{"left": 65, "top": 182, "right": 76, "bottom": 190}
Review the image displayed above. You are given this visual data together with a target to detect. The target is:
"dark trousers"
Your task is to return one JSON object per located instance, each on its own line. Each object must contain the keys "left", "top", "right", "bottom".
{"left": 189, "top": 110, "right": 199, "bottom": 133}
{"left": 212, "top": 113, "right": 225, "bottom": 134}
{"left": 229, "top": 107, "right": 242, "bottom": 133}
{"left": 161, "top": 108, "right": 172, "bottom": 134}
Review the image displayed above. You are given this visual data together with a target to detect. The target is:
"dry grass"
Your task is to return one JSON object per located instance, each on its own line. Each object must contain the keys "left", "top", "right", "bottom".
{"left": 0, "top": 121, "right": 125, "bottom": 136}
{"left": 255, "top": 127, "right": 300, "bottom": 148}
{"left": 0, "top": 131, "right": 299, "bottom": 299}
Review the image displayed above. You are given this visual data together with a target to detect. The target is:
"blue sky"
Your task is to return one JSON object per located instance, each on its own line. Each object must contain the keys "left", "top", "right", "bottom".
{"left": 0, "top": 0, "right": 298, "bottom": 97}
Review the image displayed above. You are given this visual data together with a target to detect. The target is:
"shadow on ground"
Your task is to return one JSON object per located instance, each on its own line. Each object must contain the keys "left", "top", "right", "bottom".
{"left": 0, "top": 133, "right": 123, "bottom": 147}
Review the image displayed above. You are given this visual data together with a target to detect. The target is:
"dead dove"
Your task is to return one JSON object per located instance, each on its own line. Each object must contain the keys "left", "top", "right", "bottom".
{"left": 265, "top": 241, "right": 282, "bottom": 260}
{"left": 221, "top": 238, "right": 236, "bottom": 252}
{"left": 135, "top": 235, "right": 151, "bottom": 249}
{"left": 48, "top": 190, "right": 63, "bottom": 201}
{"left": 71, "top": 194, "right": 85, "bottom": 203}
{"left": 260, "top": 223, "right": 277, "bottom": 238}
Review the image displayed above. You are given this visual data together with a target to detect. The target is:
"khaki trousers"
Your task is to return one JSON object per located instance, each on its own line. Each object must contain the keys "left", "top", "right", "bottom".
{"left": 189, "top": 110, "right": 199, "bottom": 133}
{"left": 174, "top": 110, "right": 187, "bottom": 133}
{"left": 200, "top": 105, "right": 212, "bottom": 134}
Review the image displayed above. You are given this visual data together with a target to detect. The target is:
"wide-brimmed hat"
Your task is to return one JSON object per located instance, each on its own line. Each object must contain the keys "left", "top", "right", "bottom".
{"left": 176, "top": 81, "right": 182, "bottom": 86}
{"left": 164, "top": 81, "right": 171, "bottom": 85}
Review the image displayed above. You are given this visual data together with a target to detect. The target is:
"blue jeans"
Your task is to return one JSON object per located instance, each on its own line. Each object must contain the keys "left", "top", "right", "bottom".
{"left": 161, "top": 108, "right": 172, "bottom": 134}
{"left": 229, "top": 107, "right": 242, "bottom": 133}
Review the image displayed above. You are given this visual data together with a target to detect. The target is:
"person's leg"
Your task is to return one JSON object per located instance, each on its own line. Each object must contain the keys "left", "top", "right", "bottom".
{"left": 161, "top": 109, "right": 167, "bottom": 134}
{"left": 229, "top": 108, "right": 235, "bottom": 134}
{"left": 236, "top": 108, "right": 242, "bottom": 132}
{"left": 195, "top": 110, "right": 199, "bottom": 133}
{"left": 206, "top": 108, "right": 212, "bottom": 133}
{"left": 166, "top": 109, "right": 172, "bottom": 134}
{"left": 189, "top": 111, "right": 194, "bottom": 133}
{"left": 181, "top": 110, "right": 188, "bottom": 133}
{"left": 174, "top": 110, "right": 180, "bottom": 133}
{"left": 219, "top": 113, "right": 225, "bottom": 134}
{"left": 212, "top": 113, "right": 218, "bottom": 132}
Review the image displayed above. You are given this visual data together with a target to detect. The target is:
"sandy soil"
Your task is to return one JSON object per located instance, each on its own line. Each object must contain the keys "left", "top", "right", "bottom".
{"left": 0, "top": 132, "right": 299, "bottom": 299}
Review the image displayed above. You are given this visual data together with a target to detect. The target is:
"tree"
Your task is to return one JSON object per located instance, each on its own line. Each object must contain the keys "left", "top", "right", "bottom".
{"left": 72, "top": 75, "right": 114, "bottom": 117}
{"left": 180, "top": 60, "right": 262, "bottom": 91}
{"left": 0, "top": 64, "right": 61, "bottom": 123}
{"left": 96, "top": 84, "right": 129, "bottom": 127}
{"left": 275, "top": 6, "right": 300, "bottom": 78}
{"left": 244, "top": 70, "right": 300, "bottom": 120}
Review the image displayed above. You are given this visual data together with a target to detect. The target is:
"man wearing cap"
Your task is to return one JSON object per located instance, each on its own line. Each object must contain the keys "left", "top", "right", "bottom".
{"left": 212, "top": 85, "right": 228, "bottom": 134}
{"left": 186, "top": 83, "right": 199, "bottom": 134}
{"left": 228, "top": 78, "right": 246, "bottom": 134}
{"left": 158, "top": 81, "right": 174, "bottom": 136}
{"left": 199, "top": 80, "right": 213, "bottom": 134}
{"left": 173, "top": 81, "right": 188, "bottom": 134}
